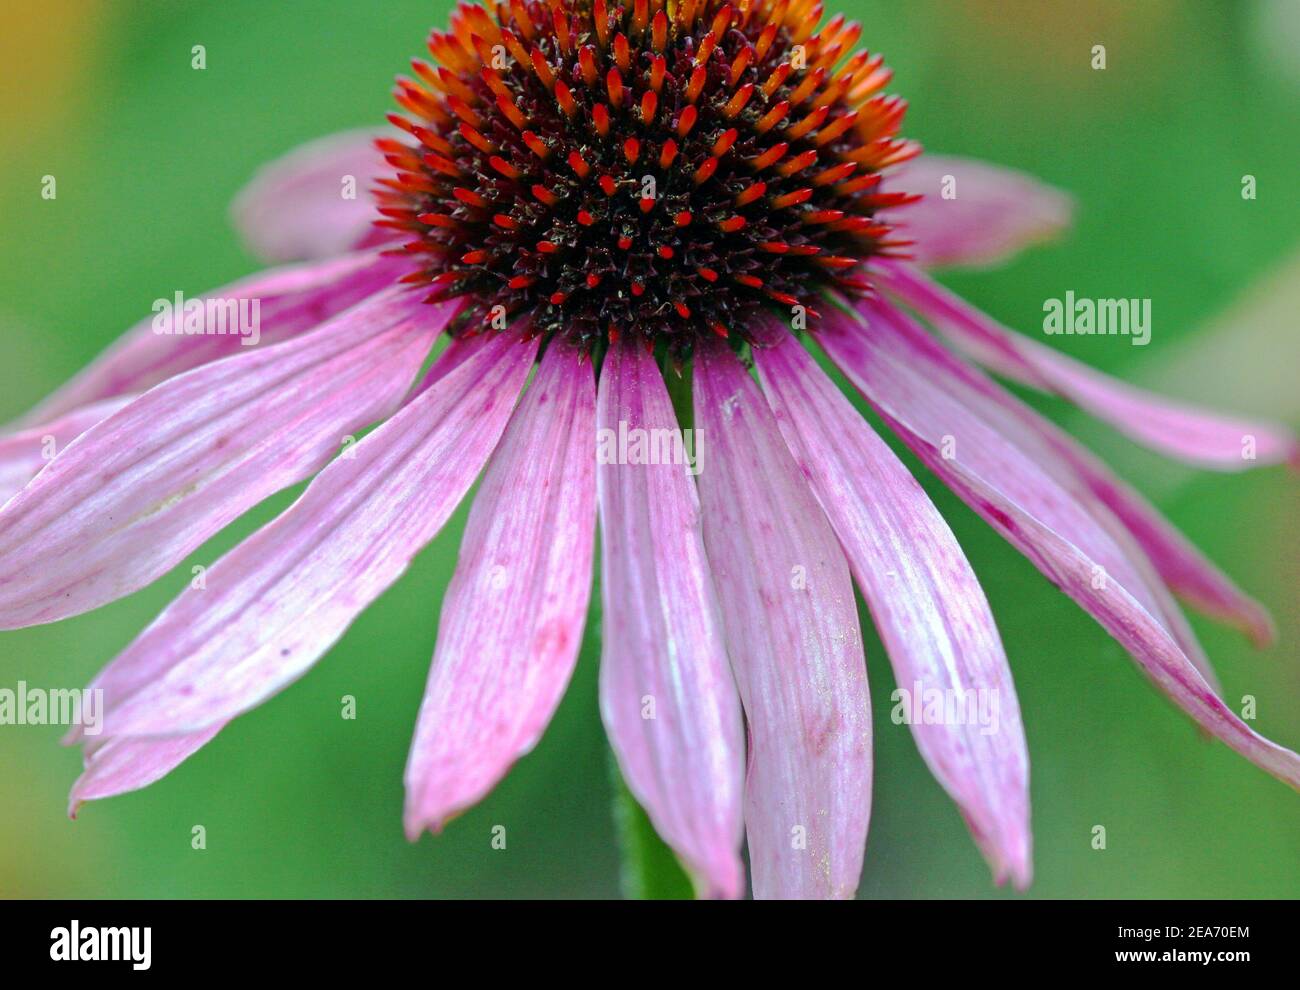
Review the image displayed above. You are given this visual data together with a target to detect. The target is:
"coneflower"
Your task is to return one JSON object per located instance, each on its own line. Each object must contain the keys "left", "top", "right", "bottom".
{"left": 1, "top": 0, "right": 1295, "bottom": 900}
{"left": 377, "top": 0, "right": 917, "bottom": 348}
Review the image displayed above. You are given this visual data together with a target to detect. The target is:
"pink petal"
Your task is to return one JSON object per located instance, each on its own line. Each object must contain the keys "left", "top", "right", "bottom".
{"left": 851, "top": 298, "right": 1232, "bottom": 686}
{"left": 1075, "top": 462, "right": 1275, "bottom": 646}
{"left": 693, "top": 343, "right": 871, "bottom": 899}
{"left": 86, "top": 331, "right": 537, "bottom": 739}
{"left": 0, "top": 286, "right": 449, "bottom": 629}
{"left": 879, "top": 306, "right": 1276, "bottom": 644}
{"left": 0, "top": 396, "right": 135, "bottom": 504}
{"left": 887, "top": 155, "right": 1074, "bottom": 269}
{"left": 596, "top": 337, "right": 745, "bottom": 899}
{"left": 880, "top": 263, "right": 1300, "bottom": 470}
{"left": 819, "top": 303, "right": 1300, "bottom": 790}
{"left": 404, "top": 342, "right": 597, "bottom": 836}
{"left": 12, "top": 250, "right": 405, "bottom": 428}
{"left": 753, "top": 330, "right": 1031, "bottom": 889}
{"left": 69, "top": 726, "right": 224, "bottom": 815}
{"left": 231, "top": 129, "right": 391, "bottom": 263}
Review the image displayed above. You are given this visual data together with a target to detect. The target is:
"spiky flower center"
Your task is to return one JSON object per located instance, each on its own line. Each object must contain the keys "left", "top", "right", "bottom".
{"left": 376, "top": 0, "right": 919, "bottom": 351}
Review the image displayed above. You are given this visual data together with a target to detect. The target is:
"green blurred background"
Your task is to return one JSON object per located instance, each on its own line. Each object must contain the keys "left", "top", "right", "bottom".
{"left": 0, "top": 0, "right": 1296, "bottom": 898}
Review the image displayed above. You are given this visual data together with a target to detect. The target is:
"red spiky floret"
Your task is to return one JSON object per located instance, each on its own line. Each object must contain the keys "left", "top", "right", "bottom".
{"left": 375, "top": 0, "right": 920, "bottom": 351}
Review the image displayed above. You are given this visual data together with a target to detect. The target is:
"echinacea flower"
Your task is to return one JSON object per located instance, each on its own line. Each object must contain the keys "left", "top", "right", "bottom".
{"left": 2, "top": 0, "right": 1296, "bottom": 900}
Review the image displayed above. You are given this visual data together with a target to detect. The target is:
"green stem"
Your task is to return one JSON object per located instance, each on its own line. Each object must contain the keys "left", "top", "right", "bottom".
{"left": 609, "top": 752, "right": 694, "bottom": 900}
{"left": 664, "top": 357, "right": 694, "bottom": 432}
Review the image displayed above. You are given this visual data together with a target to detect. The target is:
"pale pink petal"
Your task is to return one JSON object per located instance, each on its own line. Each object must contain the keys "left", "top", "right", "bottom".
{"left": 0, "top": 287, "right": 450, "bottom": 629}
{"left": 12, "top": 250, "right": 405, "bottom": 428}
{"left": 1074, "top": 462, "right": 1275, "bottom": 645}
{"left": 880, "top": 263, "right": 1300, "bottom": 470}
{"left": 404, "top": 342, "right": 597, "bottom": 836}
{"left": 881, "top": 307, "right": 1276, "bottom": 643}
{"left": 694, "top": 343, "right": 871, "bottom": 900}
{"left": 596, "top": 337, "right": 745, "bottom": 899}
{"left": 0, "top": 396, "right": 135, "bottom": 504}
{"left": 85, "top": 331, "right": 537, "bottom": 738}
{"left": 231, "top": 129, "right": 390, "bottom": 263}
{"left": 851, "top": 298, "right": 1230, "bottom": 687}
{"left": 887, "top": 155, "right": 1074, "bottom": 269}
{"left": 846, "top": 299, "right": 1218, "bottom": 687}
{"left": 69, "top": 726, "right": 224, "bottom": 815}
{"left": 753, "top": 330, "right": 1031, "bottom": 888}
{"left": 819, "top": 304, "right": 1300, "bottom": 790}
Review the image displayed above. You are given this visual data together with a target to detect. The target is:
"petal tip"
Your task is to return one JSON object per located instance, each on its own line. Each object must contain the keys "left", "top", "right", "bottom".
{"left": 67, "top": 775, "right": 92, "bottom": 819}
{"left": 1007, "top": 863, "right": 1033, "bottom": 893}
{"left": 965, "top": 808, "right": 1033, "bottom": 893}
{"left": 990, "top": 848, "right": 1033, "bottom": 892}
{"left": 1244, "top": 604, "right": 1279, "bottom": 650}
{"left": 689, "top": 857, "right": 746, "bottom": 901}
{"left": 402, "top": 795, "right": 457, "bottom": 842}
{"left": 402, "top": 811, "right": 442, "bottom": 843}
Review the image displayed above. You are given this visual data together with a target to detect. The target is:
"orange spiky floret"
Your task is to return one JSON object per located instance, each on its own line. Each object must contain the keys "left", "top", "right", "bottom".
{"left": 376, "top": 0, "right": 919, "bottom": 350}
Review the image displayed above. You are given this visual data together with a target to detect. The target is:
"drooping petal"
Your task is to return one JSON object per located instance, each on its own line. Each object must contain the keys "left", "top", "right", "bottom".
{"left": 596, "top": 337, "right": 745, "bottom": 899}
{"left": 693, "top": 343, "right": 871, "bottom": 900}
{"left": 892, "top": 317, "right": 1277, "bottom": 644}
{"left": 81, "top": 331, "right": 537, "bottom": 740}
{"left": 879, "top": 263, "right": 1300, "bottom": 470}
{"left": 404, "top": 342, "right": 597, "bottom": 836}
{"left": 820, "top": 303, "right": 1300, "bottom": 790}
{"left": 231, "top": 130, "right": 391, "bottom": 264}
{"left": 0, "top": 395, "right": 135, "bottom": 504}
{"left": 841, "top": 299, "right": 1216, "bottom": 685}
{"left": 753, "top": 329, "right": 1031, "bottom": 888}
{"left": 848, "top": 297, "right": 1231, "bottom": 685}
{"left": 886, "top": 155, "right": 1074, "bottom": 269}
{"left": 0, "top": 286, "right": 450, "bottom": 630}
{"left": 1072, "top": 460, "right": 1276, "bottom": 645}
{"left": 69, "top": 725, "right": 224, "bottom": 815}
{"left": 12, "top": 250, "right": 405, "bottom": 428}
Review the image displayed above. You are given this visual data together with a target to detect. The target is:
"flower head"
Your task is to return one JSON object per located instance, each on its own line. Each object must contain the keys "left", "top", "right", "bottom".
{"left": 1, "top": 0, "right": 1296, "bottom": 900}
{"left": 380, "top": 0, "right": 916, "bottom": 349}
